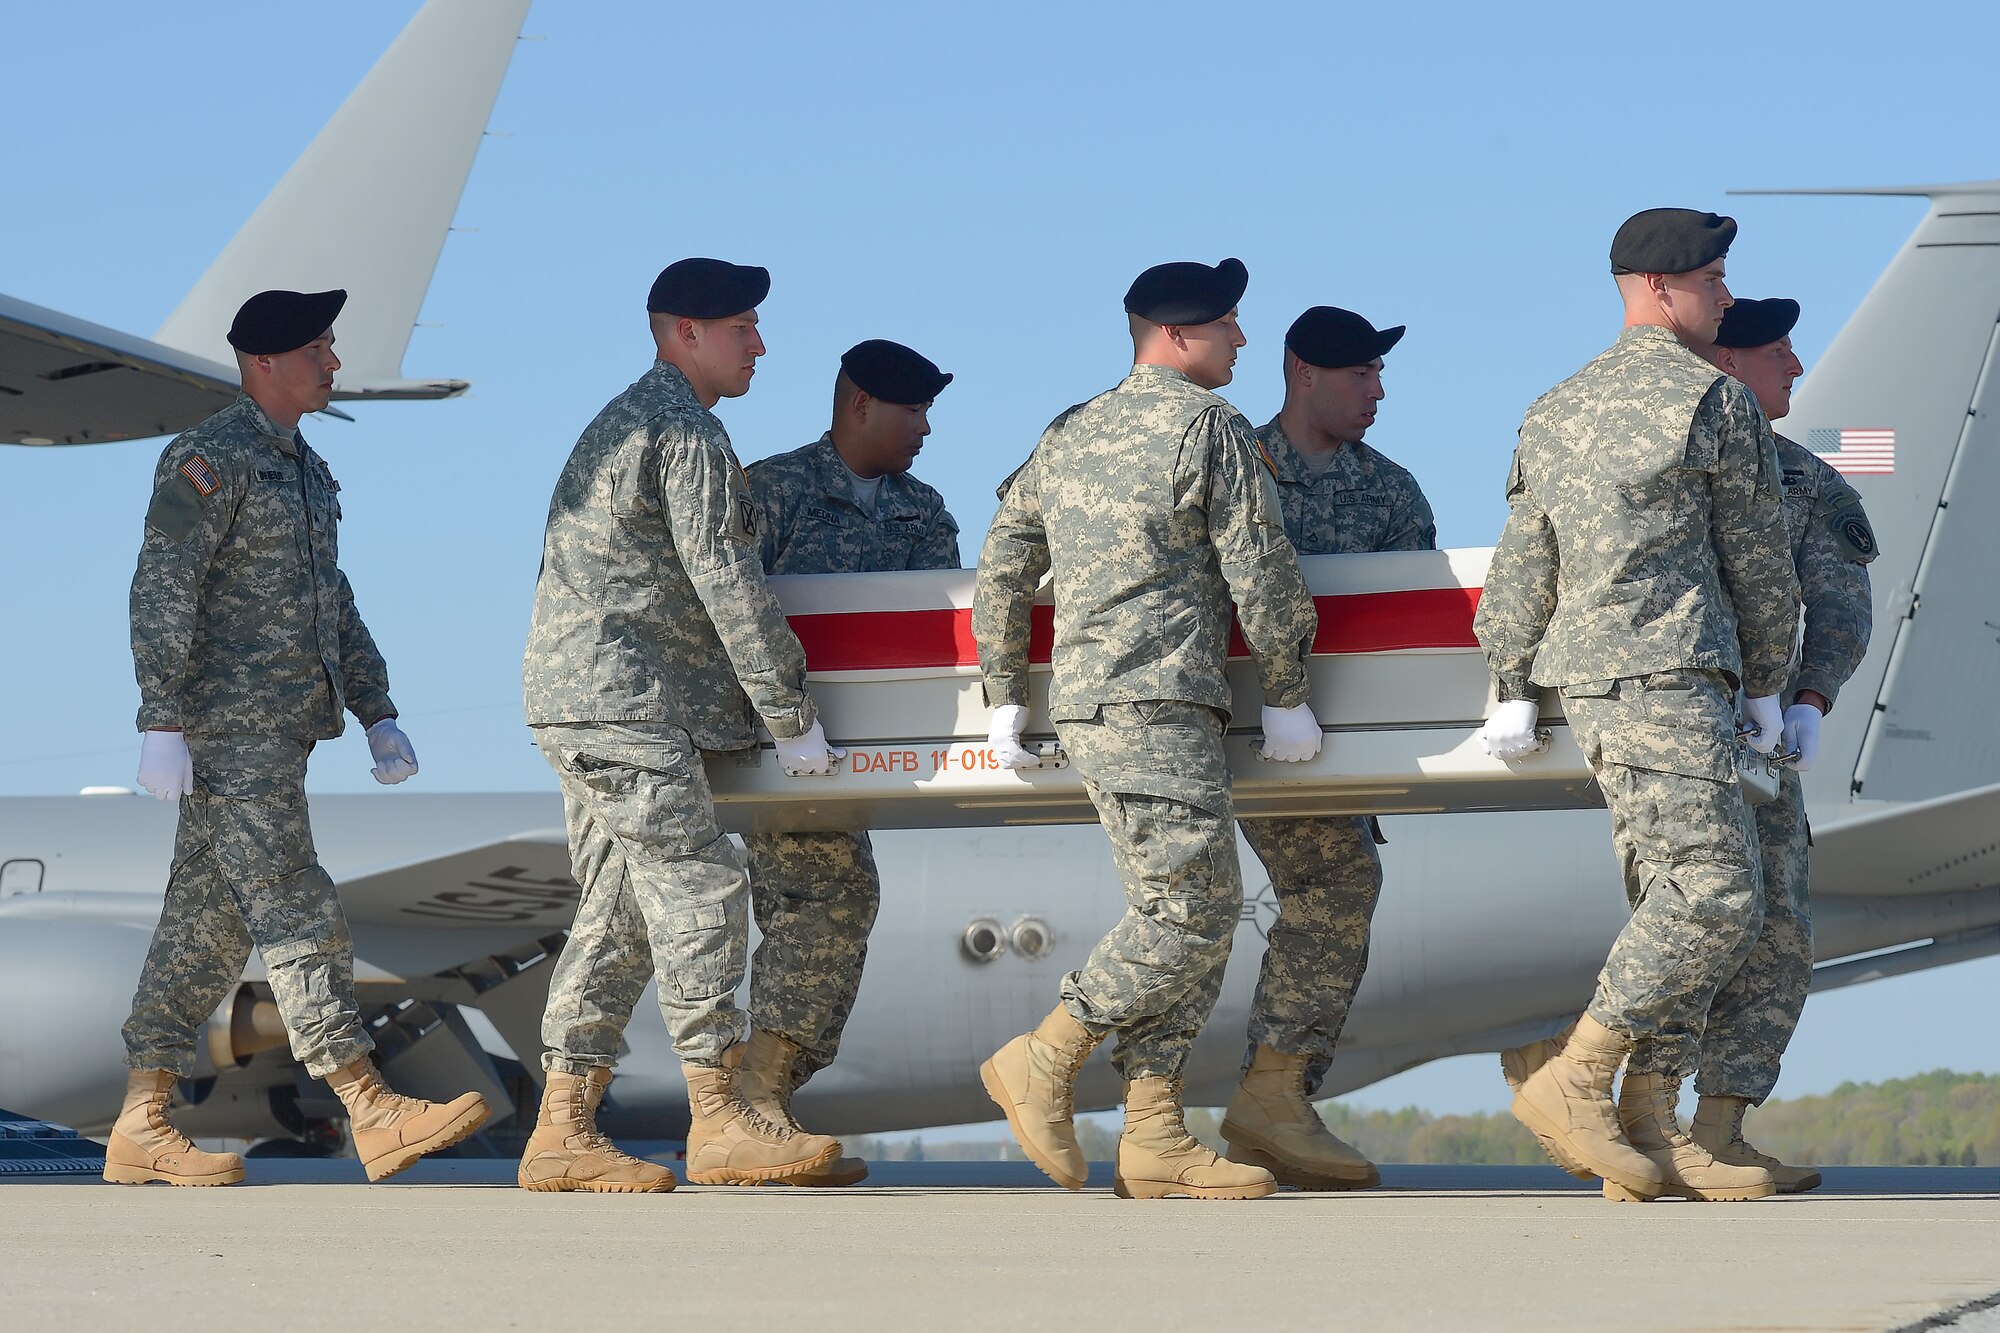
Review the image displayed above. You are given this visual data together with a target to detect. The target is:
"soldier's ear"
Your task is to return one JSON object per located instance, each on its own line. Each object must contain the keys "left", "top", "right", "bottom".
{"left": 647, "top": 311, "right": 694, "bottom": 350}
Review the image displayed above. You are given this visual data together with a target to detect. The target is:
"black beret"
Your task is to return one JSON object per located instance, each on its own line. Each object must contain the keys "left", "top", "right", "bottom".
{"left": 840, "top": 339, "right": 952, "bottom": 405}
{"left": 1286, "top": 306, "right": 1405, "bottom": 369}
{"left": 1123, "top": 257, "right": 1249, "bottom": 325}
{"left": 1713, "top": 297, "right": 1801, "bottom": 350}
{"left": 647, "top": 257, "right": 771, "bottom": 318}
{"left": 226, "top": 289, "right": 346, "bottom": 355}
{"left": 1609, "top": 208, "right": 1737, "bottom": 276}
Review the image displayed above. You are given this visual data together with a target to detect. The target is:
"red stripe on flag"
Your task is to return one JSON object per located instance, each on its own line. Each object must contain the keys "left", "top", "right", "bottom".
{"left": 788, "top": 586, "right": 1483, "bottom": 672}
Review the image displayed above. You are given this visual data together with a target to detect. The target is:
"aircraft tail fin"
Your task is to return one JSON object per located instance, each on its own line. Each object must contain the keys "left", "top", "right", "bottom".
{"left": 1747, "top": 182, "right": 2000, "bottom": 803}
{"left": 150, "top": 0, "right": 532, "bottom": 397}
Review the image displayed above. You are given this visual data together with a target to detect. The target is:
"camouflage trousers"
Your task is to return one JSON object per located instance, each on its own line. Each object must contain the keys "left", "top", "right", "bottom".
{"left": 121, "top": 733, "right": 371, "bottom": 1080}
{"left": 1565, "top": 671, "right": 1764, "bottom": 1081}
{"left": 1698, "top": 766, "right": 1812, "bottom": 1102}
{"left": 1055, "top": 701, "right": 1241, "bottom": 1081}
{"left": 745, "top": 830, "right": 881, "bottom": 1088}
{"left": 1240, "top": 816, "right": 1383, "bottom": 1095}
{"left": 534, "top": 722, "right": 749, "bottom": 1072}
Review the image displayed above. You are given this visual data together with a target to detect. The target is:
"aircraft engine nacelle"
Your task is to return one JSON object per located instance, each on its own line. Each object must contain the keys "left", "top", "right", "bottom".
{"left": 0, "top": 914, "right": 157, "bottom": 1131}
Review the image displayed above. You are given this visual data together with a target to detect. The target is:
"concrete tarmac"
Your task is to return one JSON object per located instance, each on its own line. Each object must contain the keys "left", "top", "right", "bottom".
{"left": 7, "top": 1162, "right": 1999, "bottom": 1332}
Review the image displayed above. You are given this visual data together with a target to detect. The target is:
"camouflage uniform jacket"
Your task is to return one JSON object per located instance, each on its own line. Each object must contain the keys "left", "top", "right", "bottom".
{"left": 1474, "top": 325, "right": 1800, "bottom": 701}
{"left": 522, "top": 360, "right": 815, "bottom": 747}
{"left": 974, "top": 363, "right": 1317, "bottom": 721}
{"left": 131, "top": 393, "right": 393, "bottom": 739}
{"left": 1775, "top": 432, "right": 1875, "bottom": 710}
{"left": 1255, "top": 418, "right": 1437, "bottom": 554}
{"left": 747, "top": 433, "right": 961, "bottom": 574}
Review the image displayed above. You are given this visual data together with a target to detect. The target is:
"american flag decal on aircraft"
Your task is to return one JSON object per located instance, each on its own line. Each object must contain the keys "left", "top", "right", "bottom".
{"left": 1806, "top": 427, "right": 1896, "bottom": 475}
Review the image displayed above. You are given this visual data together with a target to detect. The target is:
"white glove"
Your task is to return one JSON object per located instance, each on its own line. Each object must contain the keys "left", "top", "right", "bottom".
{"left": 1781, "top": 702, "right": 1821, "bottom": 772}
{"left": 1742, "top": 694, "right": 1783, "bottom": 755}
{"left": 987, "top": 704, "right": 1040, "bottom": 770}
{"left": 1259, "top": 702, "right": 1323, "bottom": 763}
{"left": 775, "top": 720, "right": 845, "bottom": 777}
{"left": 1479, "top": 699, "right": 1542, "bottom": 761}
{"left": 137, "top": 729, "right": 195, "bottom": 801}
{"left": 366, "top": 718, "right": 419, "bottom": 785}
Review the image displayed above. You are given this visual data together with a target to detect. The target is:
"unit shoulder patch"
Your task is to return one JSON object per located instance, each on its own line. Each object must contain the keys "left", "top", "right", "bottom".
{"left": 1828, "top": 507, "right": 1878, "bottom": 564}
{"left": 146, "top": 470, "right": 205, "bottom": 543}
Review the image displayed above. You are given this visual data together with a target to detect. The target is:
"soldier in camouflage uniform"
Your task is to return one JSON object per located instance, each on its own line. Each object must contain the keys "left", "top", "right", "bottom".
{"left": 1219, "top": 306, "right": 1434, "bottom": 1191}
{"left": 112, "top": 289, "right": 488, "bottom": 1187}
{"left": 736, "top": 338, "right": 959, "bottom": 1187}
{"left": 517, "top": 259, "right": 844, "bottom": 1192}
{"left": 1474, "top": 210, "right": 1800, "bottom": 1203}
{"left": 974, "top": 259, "right": 1321, "bottom": 1200}
{"left": 1689, "top": 298, "right": 1874, "bottom": 1193}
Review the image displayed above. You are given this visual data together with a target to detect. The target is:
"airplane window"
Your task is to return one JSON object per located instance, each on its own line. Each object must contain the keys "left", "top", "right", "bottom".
{"left": 0, "top": 859, "right": 44, "bottom": 896}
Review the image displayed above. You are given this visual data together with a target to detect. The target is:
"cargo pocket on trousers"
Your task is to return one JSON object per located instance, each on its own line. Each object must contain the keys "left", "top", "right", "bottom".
{"left": 1112, "top": 913, "right": 1199, "bottom": 1014}
{"left": 258, "top": 933, "right": 342, "bottom": 1037}
{"left": 666, "top": 903, "right": 735, "bottom": 1003}
{"left": 261, "top": 936, "right": 323, "bottom": 969}
{"left": 568, "top": 752, "right": 643, "bottom": 796}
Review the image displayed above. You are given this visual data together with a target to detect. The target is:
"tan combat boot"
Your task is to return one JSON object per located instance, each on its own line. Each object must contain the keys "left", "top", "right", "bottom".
{"left": 737, "top": 1028, "right": 867, "bottom": 1187}
{"left": 1607, "top": 1073, "right": 1775, "bottom": 1202}
{"left": 1691, "top": 1094, "right": 1821, "bottom": 1194}
{"left": 683, "top": 1043, "right": 842, "bottom": 1185}
{"left": 325, "top": 1057, "right": 490, "bottom": 1182}
{"left": 1115, "top": 1076, "right": 1276, "bottom": 1201}
{"left": 1220, "top": 1045, "right": 1378, "bottom": 1190}
{"left": 1511, "top": 1014, "right": 1662, "bottom": 1197}
{"left": 517, "top": 1068, "right": 676, "bottom": 1192}
{"left": 102, "top": 1070, "right": 244, "bottom": 1186}
{"left": 1499, "top": 1019, "right": 1577, "bottom": 1093}
{"left": 979, "top": 1003, "right": 1103, "bottom": 1190}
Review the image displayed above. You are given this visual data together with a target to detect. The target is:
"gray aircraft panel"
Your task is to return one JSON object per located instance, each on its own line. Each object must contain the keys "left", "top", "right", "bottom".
{"left": 1770, "top": 185, "right": 2000, "bottom": 803}
{"left": 1853, "top": 216, "right": 2000, "bottom": 800}
{"left": 1809, "top": 782, "right": 2000, "bottom": 899}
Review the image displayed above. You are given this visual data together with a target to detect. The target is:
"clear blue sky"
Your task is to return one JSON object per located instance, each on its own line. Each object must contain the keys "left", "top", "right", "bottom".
{"left": 4, "top": 2, "right": 1995, "bottom": 1115}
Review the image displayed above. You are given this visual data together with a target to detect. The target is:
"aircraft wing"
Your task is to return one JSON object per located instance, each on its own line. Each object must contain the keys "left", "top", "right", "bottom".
{"left": 1810, "top": 781, "right": 2000, "bottom": 899}
{"left": 330, "top": 830, "right": 581, "bottom": 985}
{"left": 0, "top": 292, "right": 476, "bottom": 447}
{"left": 0, "top": 294, "right": 245, "bottom": 445}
